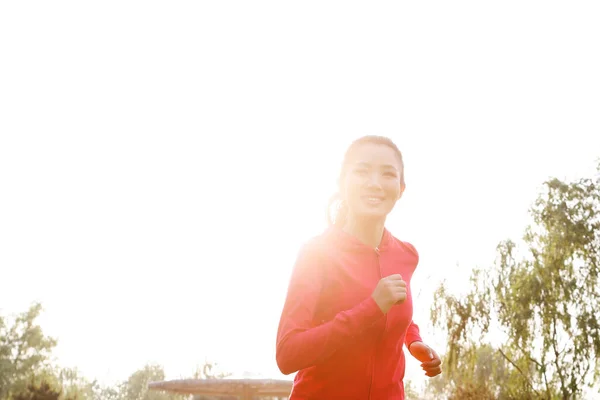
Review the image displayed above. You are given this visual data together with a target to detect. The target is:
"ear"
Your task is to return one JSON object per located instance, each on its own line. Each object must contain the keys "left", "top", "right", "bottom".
{"left": 397, "top": 183, "right": 406, "bottom": 201}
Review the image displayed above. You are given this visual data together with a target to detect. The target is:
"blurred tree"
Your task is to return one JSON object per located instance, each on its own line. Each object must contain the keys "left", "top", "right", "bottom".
{"left": 430, "top": 164, "right": 600, "bottom": 399}
{"left": 0, "top": 303, "right": 57, "bottom": 400}
{"left": 118, "top": 364, "right": 186, "bottom": 400}
{"left": 0, "top": 305, "right": 245, "bottom": 399}
{"left": 403, "top": 379, "right": 424, "bottom": 399}
{"left": 12, "top": 380, "right": 65, "bottom": 400}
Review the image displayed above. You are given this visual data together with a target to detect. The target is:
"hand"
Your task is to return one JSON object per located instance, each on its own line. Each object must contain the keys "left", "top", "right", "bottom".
{"left": 408, "top": 341, "right": 442, "bottom": 377}
{"left": 371, "top": 274, "right": 407, "bottom": 314}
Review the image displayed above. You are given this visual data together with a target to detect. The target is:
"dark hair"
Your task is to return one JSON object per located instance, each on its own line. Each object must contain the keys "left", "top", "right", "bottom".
{"left": 327, "top": 135, "right": 405, "bottom": 226}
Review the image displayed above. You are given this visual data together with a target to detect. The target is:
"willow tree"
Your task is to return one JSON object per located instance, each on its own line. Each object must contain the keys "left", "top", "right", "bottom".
{"left": 431, "top": 165, "right": 600, "bottom": 399}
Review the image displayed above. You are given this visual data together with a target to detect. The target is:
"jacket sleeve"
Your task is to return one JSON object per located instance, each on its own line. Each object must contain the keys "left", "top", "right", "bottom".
{"left": 403, "top": 241, "right": 424, "bottom": 347}
{"left": 275, "top": 242, "right": 384, "bottom": 375}
{"left": 404, "top": 320, "right": 423, "bottom": 347}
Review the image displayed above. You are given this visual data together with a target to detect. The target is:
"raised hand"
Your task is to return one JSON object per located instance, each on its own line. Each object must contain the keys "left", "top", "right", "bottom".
{"left": 371, "top": 274, "right": 407, "bottom": 314}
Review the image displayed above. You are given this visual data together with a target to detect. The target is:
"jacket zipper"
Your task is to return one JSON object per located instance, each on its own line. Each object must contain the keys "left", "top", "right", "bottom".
{"left": 368, "top": 246, "right": 385, "bottom": 400}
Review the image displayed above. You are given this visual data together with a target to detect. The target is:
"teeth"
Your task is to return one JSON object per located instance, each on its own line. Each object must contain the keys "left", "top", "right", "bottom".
{"left": 367, "top": 197, "right": 381, "bottom": 202}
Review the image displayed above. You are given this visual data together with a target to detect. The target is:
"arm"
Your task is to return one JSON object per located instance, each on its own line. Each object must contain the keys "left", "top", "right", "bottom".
{"left": 406, "top": 331, "right": 443, "bottom": 377}
{"left": 276, "top": 243, "right": 384, "bottom": 375}
{"left": 405, "top": 320, "right": 423, "bottom": 348}
{"left": 405, "top": 319, "right": 443, "bottom": 377}
{"left": 400, "top": 242, "right": 442, "bottom": 376}
{"left": 402, "top": 242, "right": 423, "bottom": 347}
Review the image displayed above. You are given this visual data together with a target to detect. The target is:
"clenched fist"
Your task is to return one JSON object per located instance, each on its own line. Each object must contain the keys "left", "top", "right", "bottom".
{"left": 371, "top": 274, "right": 407, "bottom": 314}
{"left": 408, "top": 341, "right": 442, "bottom": 377}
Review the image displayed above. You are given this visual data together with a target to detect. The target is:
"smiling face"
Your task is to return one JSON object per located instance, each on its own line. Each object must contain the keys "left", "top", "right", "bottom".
{"left": 340, "top": 142, "right": 405, "bottom": 222}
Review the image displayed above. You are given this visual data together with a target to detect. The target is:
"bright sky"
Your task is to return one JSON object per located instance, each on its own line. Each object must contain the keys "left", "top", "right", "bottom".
{"left": 1, "top": 0, "right": 599, "bottom": 392}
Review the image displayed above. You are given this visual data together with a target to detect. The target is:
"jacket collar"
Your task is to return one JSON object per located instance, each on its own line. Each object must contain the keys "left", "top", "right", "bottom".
{"left": 324, "top": 223, "right": 392, "bottom": 253}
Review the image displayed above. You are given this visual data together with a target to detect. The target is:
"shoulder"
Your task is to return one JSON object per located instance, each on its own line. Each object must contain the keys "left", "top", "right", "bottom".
{"left": 298, "top": 233, "right": 327, "bottom": 258}
{"left": 388, "top": 235, "right": 419, "bottom": 263}
{"left": 291, "top": 232, "right": 329, "bottom": 275}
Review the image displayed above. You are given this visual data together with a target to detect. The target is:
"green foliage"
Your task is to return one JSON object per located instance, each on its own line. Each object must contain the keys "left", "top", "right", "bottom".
{"left": 447, "top": 382, "right": 495, "bottom": 400}
{"left": 0, "top": 304, "right": 201, "bottom": 400}
{"left": 430, "top": 269, "right": 492, "bottom": 377}
{"left": 430, "top": 166, "right": 600, "bottom": 399}
{"left": 118, "top": 364, "right": 186, "bottom": 400}
{"left": 0, "top": 303, "right": 57, "bottom": 400}
{"left": 12, "top": 380, "right": 65, "bottom": 400}
{"left": 403, "top": 380, "right": 425, "bottom": 400}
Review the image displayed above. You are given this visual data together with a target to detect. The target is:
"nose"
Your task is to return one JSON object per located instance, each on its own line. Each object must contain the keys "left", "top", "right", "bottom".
{"left": 365, "top": 171, "right": 382, "bottom": 189}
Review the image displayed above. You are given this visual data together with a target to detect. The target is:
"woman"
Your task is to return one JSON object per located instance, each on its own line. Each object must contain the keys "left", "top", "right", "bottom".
{"left": 276, "top": 135, "right": 442, "bottom": 399}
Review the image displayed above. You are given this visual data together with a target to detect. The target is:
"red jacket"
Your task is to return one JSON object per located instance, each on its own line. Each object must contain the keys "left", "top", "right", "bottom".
{"left": 276, "top": 226, "right": 423, "bottom": 400}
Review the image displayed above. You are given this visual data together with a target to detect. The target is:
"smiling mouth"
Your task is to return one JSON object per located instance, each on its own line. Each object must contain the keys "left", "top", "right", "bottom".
{"left": 362, "top": 196, "right": 384, "bottom": 205}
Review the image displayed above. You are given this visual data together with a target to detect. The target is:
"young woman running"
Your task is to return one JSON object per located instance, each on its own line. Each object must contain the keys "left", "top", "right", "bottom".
{"left": 276, "top": 135, "right": 442, "bottom": 399}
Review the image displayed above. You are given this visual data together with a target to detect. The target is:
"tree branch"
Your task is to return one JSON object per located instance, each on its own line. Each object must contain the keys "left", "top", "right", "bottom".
{"left": 497, "top": 325, "right": 545, "bottom": 369}
{"left": 575, "top": 356, "right": 591, "bottom": 394}
{"left": 552, "top": 317, "right": 568, "bottom": 400}
{"left": 498, "top": 348, "right": 541, "bottom": 397}
{"left": 515, "top": 340, "right": 544, "bottom": 369}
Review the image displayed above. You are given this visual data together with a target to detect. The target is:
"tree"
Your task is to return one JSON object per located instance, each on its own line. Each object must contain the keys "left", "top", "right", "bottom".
{"left": 51, "top": 366, "right": 109, "bottom": 400}
{"left": 0, "top": 304, "right": 234, "bottom": 400}
{"left": 0, "top": 303, "right": 57, "bottom": 400}
{"left": 431, "top": 165, "right": 600, "bottom": 399}
{"left": 423, "top": 342, "right": 508, "bottom": 399}
{"left": 446, "top": 382, "right": 496, "bottom": 400}
{"left": 12, "top": 380, "right": 64, "bottom": 400}
{"left": 117, "top": 364, "right": 186, "bottom": 400}
{"left": 403, "top": 379, "right": 424, "bottom": 400}
{"left": 0, "top": 304, "right": 113, "bottom": 400}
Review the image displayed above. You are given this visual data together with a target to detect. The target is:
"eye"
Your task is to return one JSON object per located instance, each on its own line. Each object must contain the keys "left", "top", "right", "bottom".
{"left": 353, "top": 168, "right": 368, "bottom": 175}
{"left": 384, "top": 171, "right": 397, "bottom": 177}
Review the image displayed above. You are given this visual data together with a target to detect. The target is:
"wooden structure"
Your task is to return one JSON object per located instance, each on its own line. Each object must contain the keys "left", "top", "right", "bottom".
{"left": 148, "top": 378, "right": 293, "bottom": 399}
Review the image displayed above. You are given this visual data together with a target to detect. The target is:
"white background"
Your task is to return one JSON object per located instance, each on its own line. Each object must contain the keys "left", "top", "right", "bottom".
{"left": 1, "top": 0, "right": 599, "bottom": 392}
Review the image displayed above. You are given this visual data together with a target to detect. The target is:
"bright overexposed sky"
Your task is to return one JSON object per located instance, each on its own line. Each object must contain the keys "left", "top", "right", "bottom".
{"left": 1, "top": 0, "right": 599, "bottom": 392}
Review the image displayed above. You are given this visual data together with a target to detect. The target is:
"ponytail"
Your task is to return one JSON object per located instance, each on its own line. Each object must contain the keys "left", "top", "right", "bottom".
{"left": 327, "top": 193, "right": 348, "bottom": 226}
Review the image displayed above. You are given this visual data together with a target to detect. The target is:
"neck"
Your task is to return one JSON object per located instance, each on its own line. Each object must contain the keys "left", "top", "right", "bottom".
{"left": 342, "top": 215, "right": 386, "bottom": 249}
